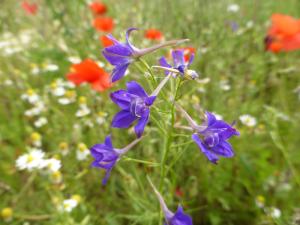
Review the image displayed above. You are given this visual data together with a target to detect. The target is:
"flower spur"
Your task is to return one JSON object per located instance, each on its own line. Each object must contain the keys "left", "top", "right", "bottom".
{"left": 102, "top": 28, "right": 189, "bottom": 82}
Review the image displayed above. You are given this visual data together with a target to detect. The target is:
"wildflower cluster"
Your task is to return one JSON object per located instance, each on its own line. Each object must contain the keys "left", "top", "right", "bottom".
{"left": 89, "top": 28, "right": 240, "bottom": 223}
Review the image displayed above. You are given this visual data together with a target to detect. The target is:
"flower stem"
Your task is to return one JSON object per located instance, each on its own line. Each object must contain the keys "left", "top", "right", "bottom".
{"left": 151, "top": 74, "right": 171, "bottom": 96}
{"left": 138, "top": 58, "right": 157, "bottom": 85}
{"left": 159, "top": 79, "right": 181, "bottom": 190}
{"left": 119, "top": 137, "right": 142, "bottom": 154}
{"left": 134, "top": 39, "right": 189, "bottom": 58}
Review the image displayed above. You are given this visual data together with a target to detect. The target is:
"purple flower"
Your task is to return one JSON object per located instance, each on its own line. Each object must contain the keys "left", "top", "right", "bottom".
{"left": 110, "top": 81, "right": 156, "bottom": 137}
{"left": 90, "top": 135, "right": 141, "bottom": 185}
{"left": 148, "top": 177, "right": 193, "bottom": 225}
{"left": 102, "top": 28, "right": 189, "bottom": 82}
{"left": 159, "top": 49, "right": 198, "bottom": 79}
{"left": 177, "top": 105, "right": 239, "bottom": 164}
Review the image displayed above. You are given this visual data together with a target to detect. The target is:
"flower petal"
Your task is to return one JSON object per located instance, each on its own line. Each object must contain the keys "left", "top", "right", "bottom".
{"left": 126, "top": 27, "right": 139, "bottom": 51}
{"left": 134, "top": 109, "right": 149, "bottom": 137}
{"left": 110, "top": 90, "right": 132, "bottom": 109}
{"left": 111, "top": 63, "right": 130, "bottom": 82}
{"left": 102, "top": 50, "right": 131, "bottom": 66}
{"left": 191, "top": 134, "right": 219, "bottom": 164}
{"left": 188, "top": 53, "right": 195, "bottom": 66}
{"left": 145, "top": 96, "right": 156, "bottom": 106}
{"left": 126, "top": 81, "right": 148, "bottom": 97}
{"left": 104, "top": 135, "right": 113, "bottom": 148}
{"left": 111, "top": 110, "right": 136, "bottom": 128}
{"left": 169, "top": 205, "right": 193, "bottom": 225}
{"left": 172, "top": 50, "right": 185, "bottom": 68}
{"left": 105, "top": 43, "right": 133, "bottom": 57}
{"left": 212, "top": 141, "right": 234, "bottom": 157}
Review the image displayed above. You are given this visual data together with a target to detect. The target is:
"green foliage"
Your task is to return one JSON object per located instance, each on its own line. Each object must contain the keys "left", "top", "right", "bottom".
{"left": 0, "top": 0, "right": 300, "bottom": 224}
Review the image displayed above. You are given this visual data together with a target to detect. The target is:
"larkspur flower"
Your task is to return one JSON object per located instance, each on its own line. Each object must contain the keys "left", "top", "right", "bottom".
{"left": 177, "top": 104, "right": 239, "bottom": 164}
{"left": 148, "top": 177, "right": 193, "bottom": 225}
{"left": 102, "top": 28, "right": 188, "bottom": 82}
{"left": 90, "top": 135, "right": 141, "bottom": 185}
{"left": 110, "top": 81, "right": 157, "bottom": 137}
{"left": 158, "top": 49, "right": 198, "bottom": 80}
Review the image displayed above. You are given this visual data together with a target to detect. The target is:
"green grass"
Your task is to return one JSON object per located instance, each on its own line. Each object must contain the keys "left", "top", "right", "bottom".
{"left": 1, "top": 0, "right": 300, "bottom": 224}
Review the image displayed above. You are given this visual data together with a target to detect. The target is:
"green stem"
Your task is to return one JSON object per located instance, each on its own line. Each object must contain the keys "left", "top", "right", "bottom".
{"left": 138, "top": 58, "right": 157, "bottom": 85}
{"left": 158, "top": 79, "right": 181, "bottom": 224}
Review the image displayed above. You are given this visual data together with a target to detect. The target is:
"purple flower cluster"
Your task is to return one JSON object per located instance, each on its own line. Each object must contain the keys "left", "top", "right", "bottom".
{"left": 89, "top": 28, "right": 240, "bottom": 224}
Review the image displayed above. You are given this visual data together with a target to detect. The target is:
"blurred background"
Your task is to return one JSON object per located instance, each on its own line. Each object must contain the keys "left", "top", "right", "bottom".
{"left": 1, "top": 0, "right": 300, "bottom": 224}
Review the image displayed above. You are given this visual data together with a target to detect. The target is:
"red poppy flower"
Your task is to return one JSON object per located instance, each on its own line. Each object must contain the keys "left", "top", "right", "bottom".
{"left": 67, "top": 59, "right": 112, "bottom": 92}
{"left": 100, "top": 35, "right": 114, "bottom": 47}
{"left": 89, "top": 2, "right": 107, "bottom": 15}
{"left": 22, "top": 1, "right": 38, "bottom": 15}
{"left": 265, "top": 14, "right": 300, "bottom": 52}
{"left": 93, "top": 17, "right": 114, "bottom": 32}
{"left": 144, "top": 29, "right": 163, "bottom": 41}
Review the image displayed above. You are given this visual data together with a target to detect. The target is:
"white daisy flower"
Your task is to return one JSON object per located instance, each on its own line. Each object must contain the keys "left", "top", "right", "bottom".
{"left": 59, "top": 142, "right": 69, "bottom": 156}
{"left": 24, "top": 101, "right": 46, "bottom": 117}
{"left": 219, "top": 80, "right": 231, "bottom": 91}
{"left": 50, "top": 171, "right": 63, "bottom": 184}
{"left": 30, "top": 132, "right": 42, "bottom": 147}
{"left": 268, "top": 207, "right": 281, "bottom": 219}
{"left": 16, "top": 149, "right": 45, "bottom": 171}
{"left": 96, "top": 111, "right": 107, "bottom": 125}
{"left": 50, "top": 81, "right": 66, "bottom": 97}
{"left": 255, "top": 195, "right": 265, "bottom": 208}
{"left": 239, "top": 114, "right": 257, "bottom": 127}
{"left": 43, "top": 63, "right": 59, "bottom": 72}
{"left": 76, "top": 143, "right": 90, "bottom": 161}
{"left": 68, "top": 56, "right": 81, "bottom": 64}
{"left": 34, "top": 117, "right": 48, "bottom": 128}
{"left": 21, "top": 89, "right": 40, "bottom": 104}
{"left": 76, "top": 106, "right": 91, "bottom": 117}
{"left": 42, "top": 158, "right": 61, "bottom": 173}
{"left": 227, "top": 4, "right": 240, "bottom": 12}
{"left": 60, "top": 199, "right": 78, "bottom": 212}
{"left": 58, "top": 90, "right": 76, "bottom": 105}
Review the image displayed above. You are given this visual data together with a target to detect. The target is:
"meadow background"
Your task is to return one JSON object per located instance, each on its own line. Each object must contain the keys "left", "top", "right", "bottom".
{"left": 1, "top": 0, "right": 300, "bottom": 224}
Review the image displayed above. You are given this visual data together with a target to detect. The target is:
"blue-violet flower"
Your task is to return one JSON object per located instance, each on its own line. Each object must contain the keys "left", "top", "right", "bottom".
{"left": 102, "top": 28, "right": 188, "bottom": 82}
{"left": 148, "top": 177, "right": 193, "bottom": 225}
{"left": 110, "top": 76, "right": 170, "bottom": 137}
{"left": 176, "top": 104, "right": 239, "bottom": 164}
{"left": 159, "top": 49, "right": 198, "bottom": 80}
{"left": 90, "top": 135, "right": 141, "bottom": 185}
